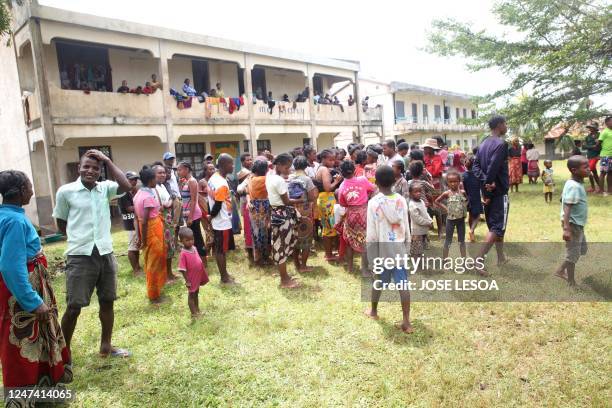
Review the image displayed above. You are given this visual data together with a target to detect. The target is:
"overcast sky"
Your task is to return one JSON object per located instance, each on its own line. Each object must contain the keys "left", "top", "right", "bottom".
{"left": 39, "top": 0, "right": 610, "bottom": 109}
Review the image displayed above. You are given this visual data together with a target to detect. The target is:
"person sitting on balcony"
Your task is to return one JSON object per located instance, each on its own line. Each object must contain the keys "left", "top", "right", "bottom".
{"left": 362, "top": 96, "right": 369, "bottom": 112}
{"left": 215, "top": 83, "right": 225, "bottom": 98}
{"left": 282, "top": 94, "right": 290, "bottom": 102}
{"left": 117, "top": 80, "right": 130, "bottom": 93}
{"left": 183, "top": 79, "right": 197, "bottom": 97}
{"left": 296, "top": 87, "right": 309, "bottom": 103}
{"left": 347, "top": 95, "right": 355, "bottom": 106}
{"left": 267, "top": 91, "right": 276, "bottom": 114}
{"left": 150, "top": 74, "right": 162, "bottom": 92}
{"left": 313, "top": 92, "right": 321, "bottom": 105}
{"left": 131, "top": 86, "right": 144, "bottom": 95}
{"left": 142, "top": 82, "right": 154, "bottom": 94}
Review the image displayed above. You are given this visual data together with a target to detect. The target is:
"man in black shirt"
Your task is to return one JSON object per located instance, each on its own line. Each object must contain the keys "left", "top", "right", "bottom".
{"left": 119, "top": 171, "right": 142, "bottom": 276}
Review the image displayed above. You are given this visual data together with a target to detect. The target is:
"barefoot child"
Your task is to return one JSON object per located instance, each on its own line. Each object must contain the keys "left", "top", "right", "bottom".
{"left": 462, "top": 153, "right": 483, "bottom": 242}
{"left": 542, "top": 160, "right": 554, "bottom": 203}
{"left": 435, "top": 170, "right": 467, "bottom": 260}
{"left": 554, "top": 155, "right": 590, "bottom": 286}
{"left": 408, "top": 181, "right": 433, "bottom": 258}
{"left": 177, "top": 227, "right": 209, "bottom": 318}
{"left": 365, "top": 165, "right": 413, "bottom": 334}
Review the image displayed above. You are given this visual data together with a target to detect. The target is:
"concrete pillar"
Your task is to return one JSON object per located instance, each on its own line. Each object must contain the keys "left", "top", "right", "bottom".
{"left": 29, "top": 19, "right": 59, "bottom": 208}
{"left": 353, "top": 72, "right": 364, "bottom": 144}
{"left": 158, "top": 40, "right": 175, "bottom": 153}
{"left": 306, "top": 64, "right": 317, "bottom": 149}
{"left": 244, "top": 54, "right": 257, "bottom": 154}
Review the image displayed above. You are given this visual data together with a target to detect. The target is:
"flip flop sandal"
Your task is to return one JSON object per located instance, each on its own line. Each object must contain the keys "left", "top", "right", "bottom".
{"left": 100, "top": 347, "right": 131, "bottom": 358}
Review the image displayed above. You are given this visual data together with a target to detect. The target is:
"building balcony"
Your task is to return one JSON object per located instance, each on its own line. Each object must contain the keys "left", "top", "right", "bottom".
{"left": 361, "top": 106, "right": 383, "bottom": 122}
{"left": 24, "top": 91, "right": 41, "bottom": 127}
{"left": 169, "top": 95, "right": 249, "bottom": 123}
{"left": 314, "top": 103, "right": 358, "bottom": 122}
{"left": 49, "top": 86, "right": 165, "bottom": 124}
{"left": 253, "top": 100, "right": 310, "bottom": 122}
{"left": 394, "top": 117, "right": 482, "bottom": 133}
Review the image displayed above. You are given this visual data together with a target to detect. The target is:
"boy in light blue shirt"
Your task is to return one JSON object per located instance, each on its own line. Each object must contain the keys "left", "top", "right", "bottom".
{"left": 554, "top": 155, "right": 590, "bottom": 286}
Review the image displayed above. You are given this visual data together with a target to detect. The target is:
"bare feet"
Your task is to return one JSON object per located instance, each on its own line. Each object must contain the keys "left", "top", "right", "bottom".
{"left": 497, "top": 257, "right": 509, "bottom": 266}
{"left": 554, "top": 270, "right": 568, "bottom": 281}
{"left": 468, "top": 231, "right": 475, "bottom": 243}
{"left": 133, "top": 269, "right": 144, "bottom": 278}
{"left": 280, "top": 278, "right": 300, "bottom": 289}
{"left": 394, "top": 322, "right": 414, "bottom": 334}
{"left": 363, "top": 309, "right": 379, "bottom": 320}
{"left": 475, "top": 266, "right": 489, "bottom": 277}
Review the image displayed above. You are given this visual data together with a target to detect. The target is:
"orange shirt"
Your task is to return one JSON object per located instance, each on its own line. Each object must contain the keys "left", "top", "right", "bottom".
{"left": 249, "top": 176, "right": 268, "bottom": 199}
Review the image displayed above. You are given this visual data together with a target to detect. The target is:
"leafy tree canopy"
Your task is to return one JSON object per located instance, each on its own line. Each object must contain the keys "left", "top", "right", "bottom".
{"left": 0, "top": 0, "right": 10, "bottom": 38}
{"left": 427, "top": 0, "right": 612, "bottom": 137}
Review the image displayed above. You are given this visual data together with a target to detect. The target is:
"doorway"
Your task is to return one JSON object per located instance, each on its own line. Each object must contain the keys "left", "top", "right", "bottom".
{"left": 211, "top": 142, "right": 241, "bottom": 173}
{"left": 192, "top": 60, "right": 210, "bottom": 95}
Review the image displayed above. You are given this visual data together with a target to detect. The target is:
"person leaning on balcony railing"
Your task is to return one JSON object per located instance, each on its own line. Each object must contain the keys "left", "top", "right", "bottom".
{"left": 117, "top": 79, "right": 130, "bottom": 93}
{"left": 362, "top": 96, "right": 369, "bottom": 112}
{"left": 183, "top": 78, "right": 197, "bottom": 97}
{"left": 150, "top": 74, "right": 162, "bottom": 92}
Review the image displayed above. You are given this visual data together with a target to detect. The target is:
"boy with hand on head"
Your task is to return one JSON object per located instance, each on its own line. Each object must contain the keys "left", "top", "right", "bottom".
{"left": 554, "top": 155, "right": 590, "bottom": 286}
{"left": 364, "top": 165, "right": 413, "bottom": 334}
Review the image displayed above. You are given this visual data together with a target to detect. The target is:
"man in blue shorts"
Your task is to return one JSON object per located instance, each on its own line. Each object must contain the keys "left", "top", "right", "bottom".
{"left": 473, "top": 115, "right": 510, "bottom": 275}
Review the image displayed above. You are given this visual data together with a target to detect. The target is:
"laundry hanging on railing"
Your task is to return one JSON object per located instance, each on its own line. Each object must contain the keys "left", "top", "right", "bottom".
{"left": 170, "top": 88, "right": 193, "bottom": 109}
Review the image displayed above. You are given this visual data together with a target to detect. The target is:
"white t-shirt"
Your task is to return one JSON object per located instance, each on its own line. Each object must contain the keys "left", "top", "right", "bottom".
{"left": 266, "top": 173, "right": 288, "bottom": 206}
{"left": 384, "top": 153, "right": 404, "bottom": 165}
{"left": 207, "top": 172, "right": 232, "bottom": 230}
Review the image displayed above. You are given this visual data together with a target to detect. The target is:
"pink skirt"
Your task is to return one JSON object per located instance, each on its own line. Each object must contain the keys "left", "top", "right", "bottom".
{"left": 242, "top": 202, "right": 253, "bottom": 248}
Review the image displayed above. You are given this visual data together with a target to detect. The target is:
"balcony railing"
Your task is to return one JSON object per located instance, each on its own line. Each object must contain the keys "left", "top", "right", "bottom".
{"left": 169, "top": 95, "right": 248, "bottom": 121}
{"left": 315, "top": 103, "right": 357, "bottom": 122}
{"left": 394, "top": 118, "right": 483, "bottom": 133}
{"left": 49, "top": 86, "right": 165, "bottom": 120}
{"left": 361, "top": 106, "right": 383, "bottom": 122}
{"left": 253, "top": 100, "right": 309, "bottom": 121}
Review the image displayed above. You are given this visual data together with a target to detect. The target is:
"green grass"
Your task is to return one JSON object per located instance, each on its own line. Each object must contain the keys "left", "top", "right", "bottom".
{"left": 10, "top": 161, "right": 612, "bottom": 406}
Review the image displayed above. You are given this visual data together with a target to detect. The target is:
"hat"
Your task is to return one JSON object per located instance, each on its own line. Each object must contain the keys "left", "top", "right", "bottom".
{"left": 586, "top": 122, "right": 599, "bottom": 130}
{"left": 125, "top": 171, "right": 139, "bottom": 180}
{"left": 162, "top": 151, "right": 175, "bottom": 160}
{"left": 237, "top": 168, "right": 251, "bottom": 181}
{"left": 204, "top": 153, "right": 214, "bottom": 161}
{"left": 422, "top": 138, "right": 441, "bottom": 150}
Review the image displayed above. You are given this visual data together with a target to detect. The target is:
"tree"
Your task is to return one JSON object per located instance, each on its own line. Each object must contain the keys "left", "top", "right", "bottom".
{"left": 0, "top": 0, "right": 10, "bottom": 38}
{"left": 427, "top": 0, "right": 612, "bottom": 137}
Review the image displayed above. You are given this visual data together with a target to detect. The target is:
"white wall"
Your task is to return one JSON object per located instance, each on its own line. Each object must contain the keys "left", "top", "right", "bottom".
{"left": 394, "top": 92, "right": 475, "bottom": 124}
{"left": 108, "top": 48, "right": 159, "bottom": 90}
{"left": 210, "top": 61, "right": 239, "bottom": 97}
{"left": 0, "top": 36, "right": 39, "bottom": 223}
{"left": 259, "top": 133, "right": 307, "bottom": 155}
{"left": 265, "top": 68, "right": 306, "bottom": 100}
{"left": 168, "top": 57, "right": 193, "bottom": 92}
{"left": 56, "top": 137, "right": 166, "bottom": 185}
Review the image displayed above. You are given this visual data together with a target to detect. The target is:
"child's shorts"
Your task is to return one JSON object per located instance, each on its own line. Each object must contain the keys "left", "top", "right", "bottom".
{"left": 543, "top": 184, "right": 554, "bottom": 193}
{"left": 564, "top": 223, "right": 587, "bottom": 264}
{"left": 588, "top": 157, "right": 599, "bottom": 172}
{"left": 376, "top": 267, "right": 409, "bottom": 286}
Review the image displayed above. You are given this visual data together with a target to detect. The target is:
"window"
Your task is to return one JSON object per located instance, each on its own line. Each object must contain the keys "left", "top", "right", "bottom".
{"left": 56, "top": 41, "right": 112, "bottom": 92}
{"left": 78, "top": 146, "right": 112, "bottom": 180}
{"left": 395, "top": 101, "right": 405, "bottom": 120}
{"left": 243, "top": 140, "right": 250, "bottom": 153}
{"left": 257, "top": 139, "right": 271, "bottom": 153}
{"left": 472, "top": 138, "right": 477, "bottom": 147}
{"left": 471, "top": 109, "right": 477, "bottom": 119}
{"left": 444, "top": 106, "right": 450, "bottom": 121}
{"left": 411, "top": 103, "right": 418, "bottom": 122}
{"left": 434, "top": 105, "right": 441, "bottom": 121}
{"left": 463, "top": 108, "right": 467, "bottom": 118}
{"left": 455, "top": 108, "right": 460, "bottom": 120}
{"left": 175, "top": 143, "right": 206, "bottom": 174}
{"left": 422, "top": 104, "right": 429, "bottom": 122}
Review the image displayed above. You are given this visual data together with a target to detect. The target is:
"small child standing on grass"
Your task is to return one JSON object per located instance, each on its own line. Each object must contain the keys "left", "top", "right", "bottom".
{"left": 462, "top": 153, "right": 483, "bottom": 242}
{"left": 178, "top": 227, "right": 209, "bottom": 318}
{"left": 365, "top": 165, "right": 413, "bottom": 334}
{"left": 435, "top": 170, "right": 468, "bottom": 259}
{"left": 554, "top": 156, "right": 590, "bottom": 286}
{"left": 408, "top": 181, "right": 433, "bottom": 258}
{"left": 542, "top": 160, "right": 555, "bottom": 203}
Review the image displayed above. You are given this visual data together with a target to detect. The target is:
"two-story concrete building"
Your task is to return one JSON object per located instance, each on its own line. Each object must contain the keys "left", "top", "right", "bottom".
{"left": 0, "top": 0, "right": 383, "bottom": 229}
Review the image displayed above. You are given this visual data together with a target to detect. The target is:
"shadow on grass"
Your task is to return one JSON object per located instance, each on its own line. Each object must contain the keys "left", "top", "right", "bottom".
{"left": 581, "top": 275, "right": 612, "bottom": 300}
{"left": 296, "top": 265, "right": 330, "bottom": 279}
{"left": 376, "top": 317, "right": 433, "bottom": 347}
{"left": 279, "top": 281, "right": 324, "bottom": 302}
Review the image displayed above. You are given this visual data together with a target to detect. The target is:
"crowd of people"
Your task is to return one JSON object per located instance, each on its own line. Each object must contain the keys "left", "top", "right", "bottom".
{"left": 1, "top": 114, "right": 610, "bottom": 401}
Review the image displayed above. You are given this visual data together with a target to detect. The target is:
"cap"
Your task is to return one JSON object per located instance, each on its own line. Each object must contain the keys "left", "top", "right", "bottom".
{"left": 125, "top": 171, "right": 139, "bottom": 180}
{"left": 204, "top": 153, "right": 214, "bottom": 161}
{"left": 162, "top": 151, "right": 176, "bottom": 160}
